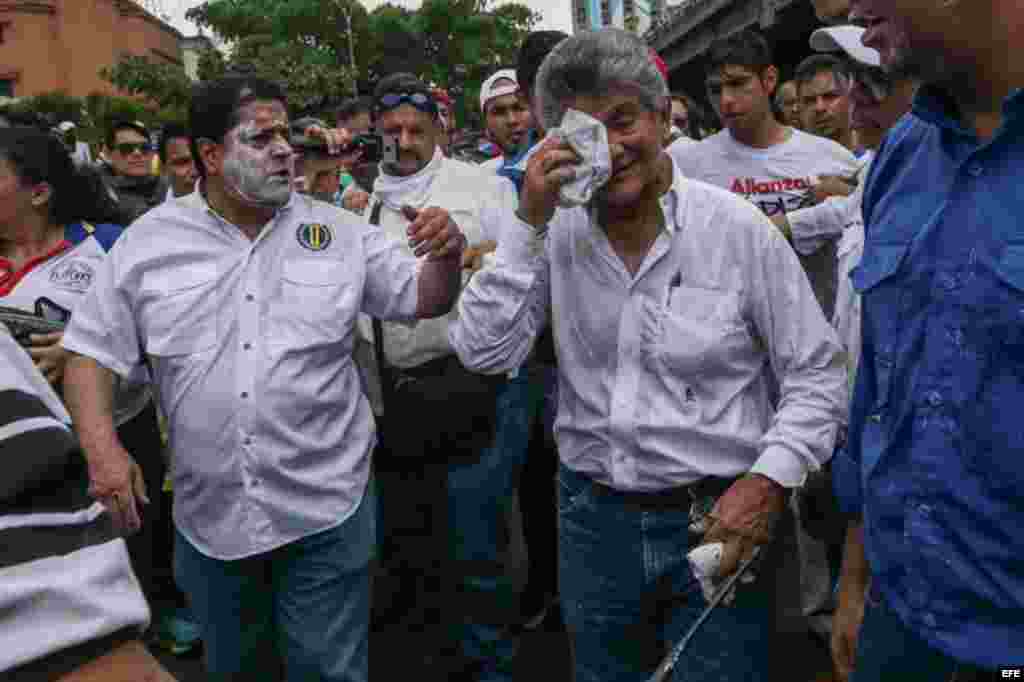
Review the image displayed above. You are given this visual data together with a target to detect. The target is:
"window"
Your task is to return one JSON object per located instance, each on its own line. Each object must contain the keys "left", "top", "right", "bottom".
{"left": 0, "top": 80, "right": 13, "bottom": 98}
{"left": 601, "top": 0, "right": 611, "bottom": 25}
{"left": 0, "top": 22, "right": 9, "bottom": 44}
{"left": 575, "top": 0, "right": 587, "bottom": 26}
{"left": 624, "top": 0, "right": 635, "bottom": 16}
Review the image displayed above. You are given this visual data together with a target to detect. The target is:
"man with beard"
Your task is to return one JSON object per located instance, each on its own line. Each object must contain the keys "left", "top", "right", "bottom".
{"left": 59, "top": 75, "right": 467, "bottom": 681}
{"left": 97, "top": 120, "right": 168, "bottom": 225}
{"left": 831, "top": 0, "right": 1024, "bottom": 679}
{"left": 451, "top": 28, "right": 847, "bottom": 682}
{"left": 479, "top": 69, "right": 532, "bottom": 173}
{"left": 364, "top": 72, "right": 523, "bottom": 681}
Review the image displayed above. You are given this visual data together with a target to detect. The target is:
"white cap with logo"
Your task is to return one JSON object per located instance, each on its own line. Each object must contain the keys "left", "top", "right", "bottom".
{"left": 479, "top": 69, "right": 519, "bottom": 113}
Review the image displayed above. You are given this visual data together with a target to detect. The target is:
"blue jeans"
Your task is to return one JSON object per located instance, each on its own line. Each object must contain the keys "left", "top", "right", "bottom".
{"left": 448, "top": 369, "right": 546, "bottom": 682}
{"left": 851, "top": 586, "right": 998, "bottom": 681}
{"left": 557, "top": 464, "right": 786, "bottom": 682}
{"left": 174, "top": 484, "right": 376, "bottom": 682}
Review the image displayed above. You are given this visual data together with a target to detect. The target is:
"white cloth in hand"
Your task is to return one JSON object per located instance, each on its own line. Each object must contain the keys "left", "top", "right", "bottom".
{"left": 516, "top": 109, "right": 612, "bottom": 207}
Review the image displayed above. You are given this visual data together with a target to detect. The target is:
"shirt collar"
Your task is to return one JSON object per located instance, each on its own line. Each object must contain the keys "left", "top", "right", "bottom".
{"left": 191, "top": 182, "right": 297, "bottom": 226}
{"left": 912, "top": 83, "right": 1024, "bottom": 134}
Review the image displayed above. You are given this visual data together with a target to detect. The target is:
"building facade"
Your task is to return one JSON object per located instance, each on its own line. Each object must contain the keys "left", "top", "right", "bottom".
{"left": 0, "top": 0, "right": 183, "bottom": 99}
{"left": 573, "top": 0, "right": 666, "bottom": 35}
{"left": 647, "top": 0, "right": 821, "bottom": 105}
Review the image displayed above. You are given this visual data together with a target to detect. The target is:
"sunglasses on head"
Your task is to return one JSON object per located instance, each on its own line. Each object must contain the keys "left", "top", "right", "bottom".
{"left": 114, "top": 142, "right": 155, "bottom": 155}
{"left": 376, "top": 92, "right": 438, "bottom": 115}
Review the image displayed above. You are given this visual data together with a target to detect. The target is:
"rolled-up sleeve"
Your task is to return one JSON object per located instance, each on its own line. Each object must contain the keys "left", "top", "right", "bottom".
{"left": 787, "top": 195, "right": 852, "bottom": 256}
{"left": 449, "top": 204, "right": 551, "bottom": 376}
{"left": 744, "top": 211, "right": 849, "bottom": 488}
{"left": 61, "top": 237, "right": 142, "bottom": 379}
{"left": 359, "top": 224, "right": 420, "bottom": 323}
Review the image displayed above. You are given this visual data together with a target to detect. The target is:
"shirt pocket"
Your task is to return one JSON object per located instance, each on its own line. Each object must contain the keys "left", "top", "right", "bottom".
{"left": 654, "top": 285, "right": 752, "bottom": 377}
{"left": 851, "top": 242, "right": 910, "bottom": 410}
{"left": 143, "top": 264, "right": 219, "bottom": 357}
{"left": 270, "top": 258, "right": 355, "bottom": 350}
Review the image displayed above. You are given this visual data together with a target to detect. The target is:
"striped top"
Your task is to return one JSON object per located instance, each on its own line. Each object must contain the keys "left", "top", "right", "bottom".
{"left": 0, "top": 330, "right": 149, "bottom": 674}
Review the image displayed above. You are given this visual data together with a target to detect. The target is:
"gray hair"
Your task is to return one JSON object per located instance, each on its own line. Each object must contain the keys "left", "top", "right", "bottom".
{"left": 534, "top": 28, "right": 670, "bottom": 133}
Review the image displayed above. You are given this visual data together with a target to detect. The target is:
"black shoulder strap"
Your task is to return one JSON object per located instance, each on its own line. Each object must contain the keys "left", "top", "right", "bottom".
{"left": 368, "top": 200, "right": 395, "bottom": 416}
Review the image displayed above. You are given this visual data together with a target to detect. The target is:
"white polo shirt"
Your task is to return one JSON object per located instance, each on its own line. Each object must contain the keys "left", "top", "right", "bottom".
{"left": 62, "top": 190, "right": 420, "bottom": 560}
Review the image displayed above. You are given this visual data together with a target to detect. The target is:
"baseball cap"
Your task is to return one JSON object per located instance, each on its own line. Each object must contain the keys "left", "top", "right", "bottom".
{"left": 810, "top": 26, "right": 881, "bottom": 68}
{"left": 110, "top": 119, "right": 151, "bottom": 140}
{"left": 480, "top": 69, "right": 519, "bottom": 113}
{"left": 57, "top": 121, "right": 76, "bottom": 133}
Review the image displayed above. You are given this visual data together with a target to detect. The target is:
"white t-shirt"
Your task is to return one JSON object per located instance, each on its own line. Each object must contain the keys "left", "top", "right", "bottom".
{"left": 670, "top": 128, "right": 859, "bottom": 318}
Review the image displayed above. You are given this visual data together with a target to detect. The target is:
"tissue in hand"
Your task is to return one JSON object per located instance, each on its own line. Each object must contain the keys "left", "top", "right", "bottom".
{"left": 515, "top": 108, "right": 613, "bottom": 208}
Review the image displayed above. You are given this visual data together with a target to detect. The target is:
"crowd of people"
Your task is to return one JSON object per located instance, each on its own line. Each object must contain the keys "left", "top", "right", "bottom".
{"left": 0, "top": 0, "right": 1021, "bottom": 680}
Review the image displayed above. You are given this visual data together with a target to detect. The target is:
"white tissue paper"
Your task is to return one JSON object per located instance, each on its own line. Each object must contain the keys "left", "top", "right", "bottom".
{"left": 515, "top": 108, "right": 613, "bottom": 208}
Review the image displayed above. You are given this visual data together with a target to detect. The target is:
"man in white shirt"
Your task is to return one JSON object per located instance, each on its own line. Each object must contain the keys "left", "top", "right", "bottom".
{"left": 59, "top": 75, "right": 466, "bottom": 682}
{"left": 365, "top": 72, "right": 525, "bottom": 681}
{"left": 451, "top": 28, "right": 847, "bottom": 682}
{"left": 479, "top": 69, "right": 532, "bottom": 173}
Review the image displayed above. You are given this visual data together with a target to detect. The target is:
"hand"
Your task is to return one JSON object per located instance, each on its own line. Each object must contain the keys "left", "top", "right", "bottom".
{"left": 519, "top": 135, "right": 580, "bottom": 229}
{"left": 703, "top": 474, "right": 786, "bottom": 577}
{"left": 304, "top": 124, "right": 363, "bottom": 169}
{"left": 831, "top": 574, "right": 868, "bottom": 682}
{"left": 462, "top": 240, "right": 497, "bottom": 273}
{"left": 770, "top": 213, "right": 793, "bottom": 242}
{"left": 811, "top": 175, "right": 856, "bottom": 204}
{"left": 86, "top": 445, "right": 149, "bottom": 536}
{"left": 27, "top": 331, "right": 70, "bottom": 387}
{"left": 404, "top": 205, "right": 465, "bottom": 261}
{"left": 342, "top": 188, "right": 370, "bottom": 214}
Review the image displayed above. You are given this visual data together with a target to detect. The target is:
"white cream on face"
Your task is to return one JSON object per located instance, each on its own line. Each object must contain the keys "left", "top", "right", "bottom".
{"left": 222, "top": 117, "right": 295, "bottom": 207}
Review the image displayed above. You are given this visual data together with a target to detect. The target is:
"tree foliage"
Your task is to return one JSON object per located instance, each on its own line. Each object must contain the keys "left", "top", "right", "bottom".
{"left": 103, "top": 0, "right": 541, "bottom": 125}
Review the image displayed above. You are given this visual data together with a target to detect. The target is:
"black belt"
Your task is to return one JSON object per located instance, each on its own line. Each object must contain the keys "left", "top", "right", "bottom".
{"left": 588, "top": 475, "right": 738, "bottom": 511}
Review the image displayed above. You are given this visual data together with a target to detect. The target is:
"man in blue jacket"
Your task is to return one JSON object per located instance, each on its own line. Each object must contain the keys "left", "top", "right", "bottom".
{"left": 832, "top": 1, "right": 1024, "bottom": 680}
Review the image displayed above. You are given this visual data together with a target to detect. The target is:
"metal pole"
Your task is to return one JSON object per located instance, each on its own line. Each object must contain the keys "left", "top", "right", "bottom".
{"left": 340, "top": 3, "right": 358, "bottom": 95}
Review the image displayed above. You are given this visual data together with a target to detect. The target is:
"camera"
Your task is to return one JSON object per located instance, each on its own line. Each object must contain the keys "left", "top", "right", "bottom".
{"left": 289, "top": 118, "right": 398, "bottom": 165}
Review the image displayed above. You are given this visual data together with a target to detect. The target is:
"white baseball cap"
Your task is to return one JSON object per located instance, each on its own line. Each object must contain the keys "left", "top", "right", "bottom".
{"left": 479, "top": 69, "right": 519, "bottom": 113}
{"left": 810, "top": 26, "right": 881, "bottom": 68}
{"left": 57, "top": 121, "right": 76, "bottom": 133}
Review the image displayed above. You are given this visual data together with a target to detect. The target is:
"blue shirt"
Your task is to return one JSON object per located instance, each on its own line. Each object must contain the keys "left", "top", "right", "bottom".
{"left": 497, "top": 129, "right": 540, "bottom": 195}
{"left": 834, "top": 86, "right": 1024, "bottom": 669}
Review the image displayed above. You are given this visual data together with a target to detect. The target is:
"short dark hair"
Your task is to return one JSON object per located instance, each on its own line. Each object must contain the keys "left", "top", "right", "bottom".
{"left": 188, "top": 75, "right": 288, "bottom": 181}
{"left": 372, "top": 73, "right": 436, "bottom": 123}
{"left": 158, "top": 122, "right": 189, "bottom": 163}
{"left": 0, "top": 127, "right": 121, "bottom": 226}
{"left": 516, "top": 30, "right": 569, "bottom": 101}
{"left": 794, "top": 54, "right": 851, "bottom": 93}
{"left": 336, "top": 96, "right": 373, "bottom": 125}
{"left": 106, "top": 119, "right": 150, "bottom": 148}
{"left": 706, "top": 29, "right": 774, "bottom": 77}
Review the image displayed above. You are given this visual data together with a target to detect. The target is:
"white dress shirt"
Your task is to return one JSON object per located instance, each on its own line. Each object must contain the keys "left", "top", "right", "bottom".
{"left": 62, "top": 190, "right": 420, "bottom": 559}
{"left": 451, "top": 161, "right": 847, "bottom": 491}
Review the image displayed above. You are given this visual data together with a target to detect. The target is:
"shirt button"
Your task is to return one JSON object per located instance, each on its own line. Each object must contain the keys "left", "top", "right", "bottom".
{"left": 241, "top": 392, "right": 249, "bottom": 399}
{"left": 243, "top": 437, "right": 252, "bottom": 446}
{"left": 968, "top": 163, "right": 984, "bottom": 177}
{"left": 927, "top": 391, "right": 943, "bottom": 407}
{"left": 243, "top": 342, "right": 252, "bottom": 350}
{"left": 246, "top": 294, "right": 255, "bottom": 302}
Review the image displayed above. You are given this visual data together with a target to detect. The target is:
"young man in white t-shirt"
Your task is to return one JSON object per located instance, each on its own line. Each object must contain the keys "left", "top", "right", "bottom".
{"left": 669, "top": 28, "right": 860, "bottom": 319}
